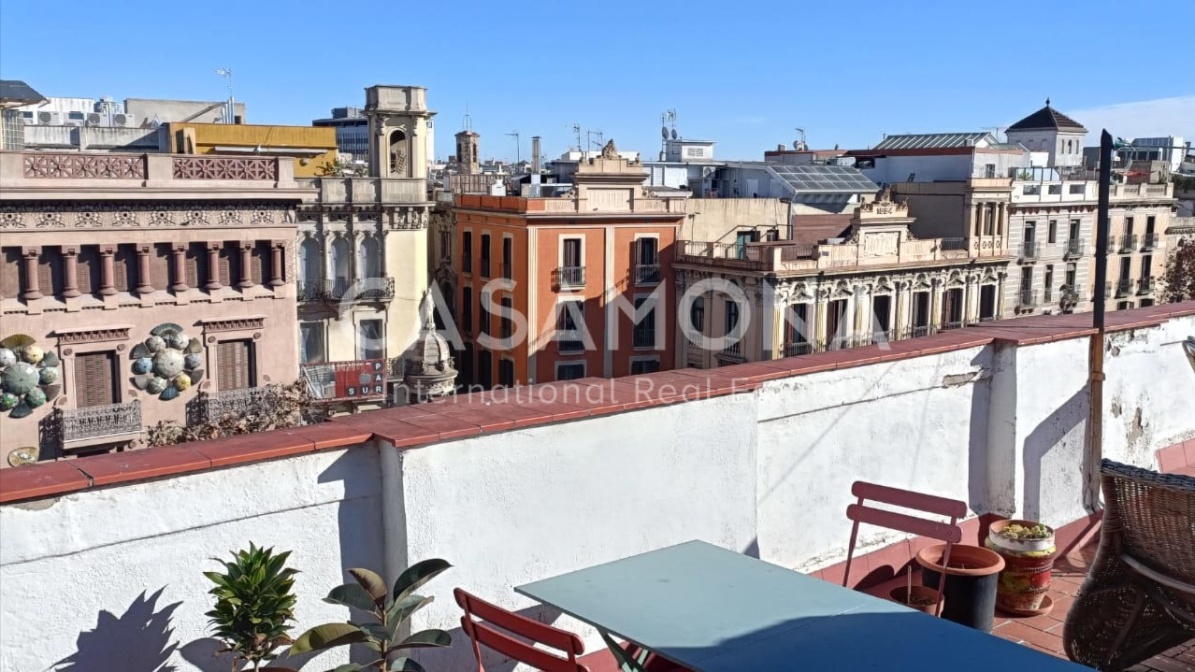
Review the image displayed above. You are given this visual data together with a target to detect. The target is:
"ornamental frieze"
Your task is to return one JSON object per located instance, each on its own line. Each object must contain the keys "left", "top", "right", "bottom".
{"left": 201, "top": 317, "right": 266, "bottom": 333}
{"left": 55, "top": 326, "right": 132, "bottom": 345}
{"left": 0, "top": 203, "right": 292, "bottom": 230}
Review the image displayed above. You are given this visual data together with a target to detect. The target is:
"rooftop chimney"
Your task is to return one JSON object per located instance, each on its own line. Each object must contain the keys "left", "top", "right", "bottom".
{"left": 531, "top": 136, "right": 541, "bottom": 173}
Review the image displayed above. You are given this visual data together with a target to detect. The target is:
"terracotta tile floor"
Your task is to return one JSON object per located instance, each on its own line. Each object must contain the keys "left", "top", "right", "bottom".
{"left": 989, "top": 541, "right": 1194, "bottom": 671}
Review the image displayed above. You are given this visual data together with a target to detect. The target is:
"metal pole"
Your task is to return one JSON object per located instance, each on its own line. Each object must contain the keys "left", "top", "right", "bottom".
{"left": 1086, "top": 130, "right": 1112, "bottom": 511}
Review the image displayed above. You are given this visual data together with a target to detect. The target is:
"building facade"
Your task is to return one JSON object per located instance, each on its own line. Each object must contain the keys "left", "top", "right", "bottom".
{"left": 293, "top": 86, "right": 435, "bottom": 408}
{"left": 0, "top": 151, "right": 312, "bottom": 465}
{"left": 453, "top": 142, "right": 688, "bottom": 386}
{"left": 675, "top": 192, "right": 1009, "bottom": 368}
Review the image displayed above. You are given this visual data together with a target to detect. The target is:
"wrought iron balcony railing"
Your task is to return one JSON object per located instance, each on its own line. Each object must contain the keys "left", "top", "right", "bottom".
{"left": 1137, "top": 278, "right": 1154, "bottom": 295}
{"left": 1043, "top": 287, "right": 1054, "bottom": 304}
{"left": 298, "top": 278, "right": 396, "bottom": 303}
{"left": 940, "top": 321, "right": 964, "bottom": 332}
{"left": 634, "top": 263, "right": 661, "bottom": 285}
{"left": 721, "top": 340, "right": 743, "bottom": 358}
{"left": 1065, "top": 238, "right": 1085, "bottom": 257}
{"left": 783, "top": 342, "right": 813, "bottom": 357}
{"left": 1020, "top": 241, "right": 1038, "bottom": 260}
{"left": 1019, "top": 289, "right": 1038, "bottom": 307}
{"left": 58, "top": 400, "right": 142, "bottom": 446}
{"left": 553, "top": 266, "right": 586, "bottom": 290}
{"left": 1142, "top": 232, "right": 1159, "bottom": 251}
{"left": 190, "top": 386, "right": 278, "bottom": 425}
{"left": 1116, "top": 279, "right": 1134, "bottom": 297}
{"left": 1119, "top": 234, "right": 1139, "bottom": 252}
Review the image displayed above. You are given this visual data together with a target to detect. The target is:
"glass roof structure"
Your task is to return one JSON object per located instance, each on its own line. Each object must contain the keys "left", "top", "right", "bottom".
{"left": 873, "top": 132, "right": 996, "bottom": 151}
{"left": 767, "top": 164, "right": 879, "bottom": 195}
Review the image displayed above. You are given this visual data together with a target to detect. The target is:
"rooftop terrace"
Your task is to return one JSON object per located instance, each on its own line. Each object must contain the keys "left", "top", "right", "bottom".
{"left": 2, "top": 302, "right": 1194, "bottom": 670}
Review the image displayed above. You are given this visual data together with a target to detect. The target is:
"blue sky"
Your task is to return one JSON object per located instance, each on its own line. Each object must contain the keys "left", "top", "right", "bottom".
{"left": 2, "top": 0, "right": 1192, "bottom": 162}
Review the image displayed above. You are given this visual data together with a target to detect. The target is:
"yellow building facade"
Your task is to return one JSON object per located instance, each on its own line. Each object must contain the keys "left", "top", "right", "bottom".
{"left": 167, "top": 122, "right": 338, "bottom": 177}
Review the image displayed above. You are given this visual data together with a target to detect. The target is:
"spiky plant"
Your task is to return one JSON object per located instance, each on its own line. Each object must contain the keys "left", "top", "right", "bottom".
{"left": 205, "top": 543, "right": 300, "bottom": 671}
{"left": 289, "top": 559, "right": 452, "bottom": 672}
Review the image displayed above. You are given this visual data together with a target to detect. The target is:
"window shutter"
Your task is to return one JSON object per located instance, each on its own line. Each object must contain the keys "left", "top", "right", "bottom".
{"left": 77, "top": 246, "right": 100, "bottom": 296}
{"left": 216, "top": 339, "right": 254, "bottom": 390}
{"left": 151, "top": 244, "right": 171, "bottom": 289}
{"left": 38, "top": 247, "right": 63, "bottom": 298}
{"left": 114, "top": 244, "right": 137, "bottom": 293}
{"left": 0, "top": 248, "right": 20, "bottom": 298}
{"left": 75, "top": 351, "right": 116, "bottom": 407}
{"left": 218, "top": 243, "right": 234, "bottom": 287}
{"left": 185, "top": 243, "right": 205, "bottom": 288}
{"left": 251, "top": 242, "right": 268, "bottom": 284}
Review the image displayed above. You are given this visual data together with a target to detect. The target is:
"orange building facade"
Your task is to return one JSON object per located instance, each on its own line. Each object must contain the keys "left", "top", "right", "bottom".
{"left": 453, "top": 150, "right": 687, "bottom": 387}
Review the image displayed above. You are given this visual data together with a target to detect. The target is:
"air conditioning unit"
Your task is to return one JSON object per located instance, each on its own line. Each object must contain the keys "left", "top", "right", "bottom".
{"left": 86, "top": 112, "right": 104, "bottom": 126}
{"left": 111, "top": 113, "right": 136, "bottom": 127}
{"left": 37, "top": 111, "right": 61, "bottom": 125}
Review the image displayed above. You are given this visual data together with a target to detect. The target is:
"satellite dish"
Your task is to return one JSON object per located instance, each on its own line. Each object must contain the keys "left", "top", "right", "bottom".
{"left": 670, "top": 129, "right": 678, "bottom": 140}
{"left": 661, "top": 126, "right": 669, "bottom": 139}
{"left": 793, "top": 141, "right": 801, "bottom": 149}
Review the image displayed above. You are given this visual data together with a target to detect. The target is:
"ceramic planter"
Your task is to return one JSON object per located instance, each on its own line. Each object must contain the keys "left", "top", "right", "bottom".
{"left": 916, "top": 544, "right": 1005, "bottom": 632}
{"left": 889, "top": 585, "right": 944, "bottom": 616}
{"left": 986, "top": 519, "right": 1057, "bottom": 616}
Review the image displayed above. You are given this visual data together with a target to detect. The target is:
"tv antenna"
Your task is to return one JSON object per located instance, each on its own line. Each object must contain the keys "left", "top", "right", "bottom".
{"left": 572, "top": 124, "right": 582, "bottom": 153}
{"left": 661, "top": 109, "right": 677, "bottom": 155}
{"left": 462, "top": 102, "right": 473, "bottom": 131}
{"left": 793, "top": 128, "right": 807, "bottom": 150}
{"left": 588, "top": 129, "right": 604, "bottom": 151}
{"left": 215, "top": 68, "right": 235, "bottom": 124}
{"left": 505, "top": 131, "right": 521, "bottom": 164}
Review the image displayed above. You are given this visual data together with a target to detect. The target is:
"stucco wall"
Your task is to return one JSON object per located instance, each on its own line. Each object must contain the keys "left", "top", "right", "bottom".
{"left": 2, "top": 312, "right": 1194, "bottom": 671}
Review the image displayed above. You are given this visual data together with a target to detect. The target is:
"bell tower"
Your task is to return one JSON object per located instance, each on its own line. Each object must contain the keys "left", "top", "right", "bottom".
{"left": 364, "top": 85, "right": 435, "bottom": 179}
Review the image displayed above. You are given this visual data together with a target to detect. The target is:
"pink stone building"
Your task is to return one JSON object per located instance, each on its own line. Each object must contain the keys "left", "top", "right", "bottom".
{"left": 0, "top": 151, "right": 314, "bottom": 465}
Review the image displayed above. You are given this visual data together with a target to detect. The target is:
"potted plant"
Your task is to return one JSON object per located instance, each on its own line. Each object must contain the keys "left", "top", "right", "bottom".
{"left": 915, "top": 543, "right": 1005, "bottom": 632}
{"left": 986, "top": 519, "right": 1057, "bottom": 616}
{"left": 888, "top": 566, "right": 943, "bottom": 616}
{"left": 204, "top": 543, "right": 300, "bottom": 671}
{"left": 289, "top": 558, "right": 452, "bottom": 672}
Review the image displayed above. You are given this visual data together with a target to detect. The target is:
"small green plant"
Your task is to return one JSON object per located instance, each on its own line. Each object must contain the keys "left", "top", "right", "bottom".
{"left": 289, "top": 559, "right": 452, "bottom": 672}
{"left": 997, "top": 523, "right": 1052, "bottom": 540}
{"left": 205, "top": 543, "right": 300, "bottom": 671}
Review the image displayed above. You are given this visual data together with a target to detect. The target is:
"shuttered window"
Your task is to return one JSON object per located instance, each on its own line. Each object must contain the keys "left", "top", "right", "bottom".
{"left": 251, "top": 241, "right": 270, "bottom": 285}
{"left": 216, "top": 339, "right": 254, "bottom": 390}
{"left": 77, "top": 246, "right": 101, "bottom": 296}
{"left": 114, "top": 244, "right": 138, "bottom": 293}
{"left": 150, "top": 244, "right": 172, "bottom": 290}
{"left": 38, "top": 247, "right": 63, "bottom": 298}
{"left": 217, "top": 242, "right": 236, "bottom": 287}
{"left": 0, "top": 248, "right": 20, "bottom": 298}
{"left": 75, "top": 351, "right": 116, "bottom": 408}
{"left": 185, "top": 243, "right": 207, "bottom": 289}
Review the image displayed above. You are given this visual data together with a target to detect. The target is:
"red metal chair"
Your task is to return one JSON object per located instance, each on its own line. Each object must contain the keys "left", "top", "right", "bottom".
{"left": 455, "top": 588, "right": 687, "bottom": 672}
{"left": 842, "top": 481, "right": 967, "bottom": 617}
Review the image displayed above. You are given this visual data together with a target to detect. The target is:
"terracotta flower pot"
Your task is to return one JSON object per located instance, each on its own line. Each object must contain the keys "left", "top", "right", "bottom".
{"left": 916, "top": 544, "right": 1005, "bottom": 632}
{"left": 889, "top": 585, "right": 944, "bottom": 616}
{"left": 986, "top": 519, "right": 1057, "bottom": 616}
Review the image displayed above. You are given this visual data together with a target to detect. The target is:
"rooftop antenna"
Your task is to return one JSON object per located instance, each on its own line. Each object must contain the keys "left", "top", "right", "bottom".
{"left": 572, "top": 124, "right": 582, "bottom": 153}
{"left": 505, "top": 131, "right": 521, "bottom": 164}
{"left": 588, "top": 129, "right": 604, "bottom": 151}
{"left": 662, "top": 109, "right": 677, "bottom": 156}
{"left": 794, "top": 128, "right": 807, "bottom": 150}
{"left": 215, "top": 68, "right": 234, "bottom": 124}
{"left": 462, "top": 102, "right": 472, "bottom": 132}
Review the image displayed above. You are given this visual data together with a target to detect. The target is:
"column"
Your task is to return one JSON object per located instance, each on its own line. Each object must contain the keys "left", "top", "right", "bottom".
{"left": 98, "top": 246, "right": 117, "bottom": 296}
{"left": 136, "top": 245, "right": 154, "bottom": 295}
{"left": 205, "top": 242, "right": 222, "bottom": 290}
{"left": 21, "top": 248, "right": 42, "bottom": 301}
{"left": 964, "top": 276, "right": 977, "bottom": 324}
{"left": 269, "top": 241, "right": 285, "bottom": 287}
{"left": 974, "top": 202, "right": 983, "bottom": 237}
{"left": 62, "top": 247, "right": 80, "bottom": 298}
{"left": 930, "top": 279, "right": 943, "bottom": 331}
{"left": 997, "top": 202, "right": 1006, "bottom": 238}
{"left": 894, "top": 282, "right": 906, "bottom": 339}
{"left": 171, "top": 244, "right": 189, "bottom": 292}
{"left": 237, "top": 243, "right": 254, "bottom": 289}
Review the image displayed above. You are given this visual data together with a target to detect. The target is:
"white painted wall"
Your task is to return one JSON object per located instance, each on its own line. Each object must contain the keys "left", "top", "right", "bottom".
{"left": 3, "top": 314, "right": 1194, "bottom": 671}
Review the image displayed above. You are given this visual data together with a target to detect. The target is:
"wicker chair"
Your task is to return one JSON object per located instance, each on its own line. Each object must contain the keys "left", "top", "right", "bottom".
{"left": 1063, "top": 459, "right": 1195, "bottom": 671}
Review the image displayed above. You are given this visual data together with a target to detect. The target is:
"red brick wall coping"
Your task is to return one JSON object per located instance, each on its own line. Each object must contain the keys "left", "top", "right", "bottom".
{"left": 2, "top": 301, "right": 1193, "bottom": 504}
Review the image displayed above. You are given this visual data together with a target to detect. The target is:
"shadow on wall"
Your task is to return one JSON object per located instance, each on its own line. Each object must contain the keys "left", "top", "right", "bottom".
{"left": 967, "top": 351, "right": 994, "bottom": 514}
{"left": 1022, "top": 386, "right": 1088, "bottom": 522}
{"left": 51, "top": 588, "right": 181, "bottom": 672}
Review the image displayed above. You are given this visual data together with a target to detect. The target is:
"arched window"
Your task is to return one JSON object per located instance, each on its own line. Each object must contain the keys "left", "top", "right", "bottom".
{"left": 300, "top": 238, "right": 321, "bottom": 285}
{"left": 358, "top": 236, "right": 381, "bottom": 280}
{"left": 330, "top": 237, "right": 350, "bottom": 294}
{"left": 389, "top": 130, "right": 408, "bottom": 175}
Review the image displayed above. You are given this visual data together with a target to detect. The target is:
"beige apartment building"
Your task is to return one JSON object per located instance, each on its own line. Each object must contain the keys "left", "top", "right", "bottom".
{"left": 1101, "top": 182, "right": 1175, "bottom": 309}
{"left": 293, "top": 86, "right": 435, "bottom": 408}
{"left": 0, "top": 151, "right": 312, "bottom": 466}
{"left": 674, "top": 192, "right": 1010, "bottom": 368}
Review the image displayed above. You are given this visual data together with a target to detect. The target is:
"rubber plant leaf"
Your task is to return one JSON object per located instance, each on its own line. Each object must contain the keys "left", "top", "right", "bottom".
{"left": 288, "top": 623, "right": 371, "bottom": 654}
{"left": 391, "top": 559, "right": 452, "bottom": 603}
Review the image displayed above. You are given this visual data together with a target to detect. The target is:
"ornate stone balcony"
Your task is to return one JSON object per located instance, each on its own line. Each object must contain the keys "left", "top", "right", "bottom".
{"left": 0, "top": 151, "right": 313, "bottom": 202}
{"left": 58, "top": 400, "right": 142, "bottom": 449}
